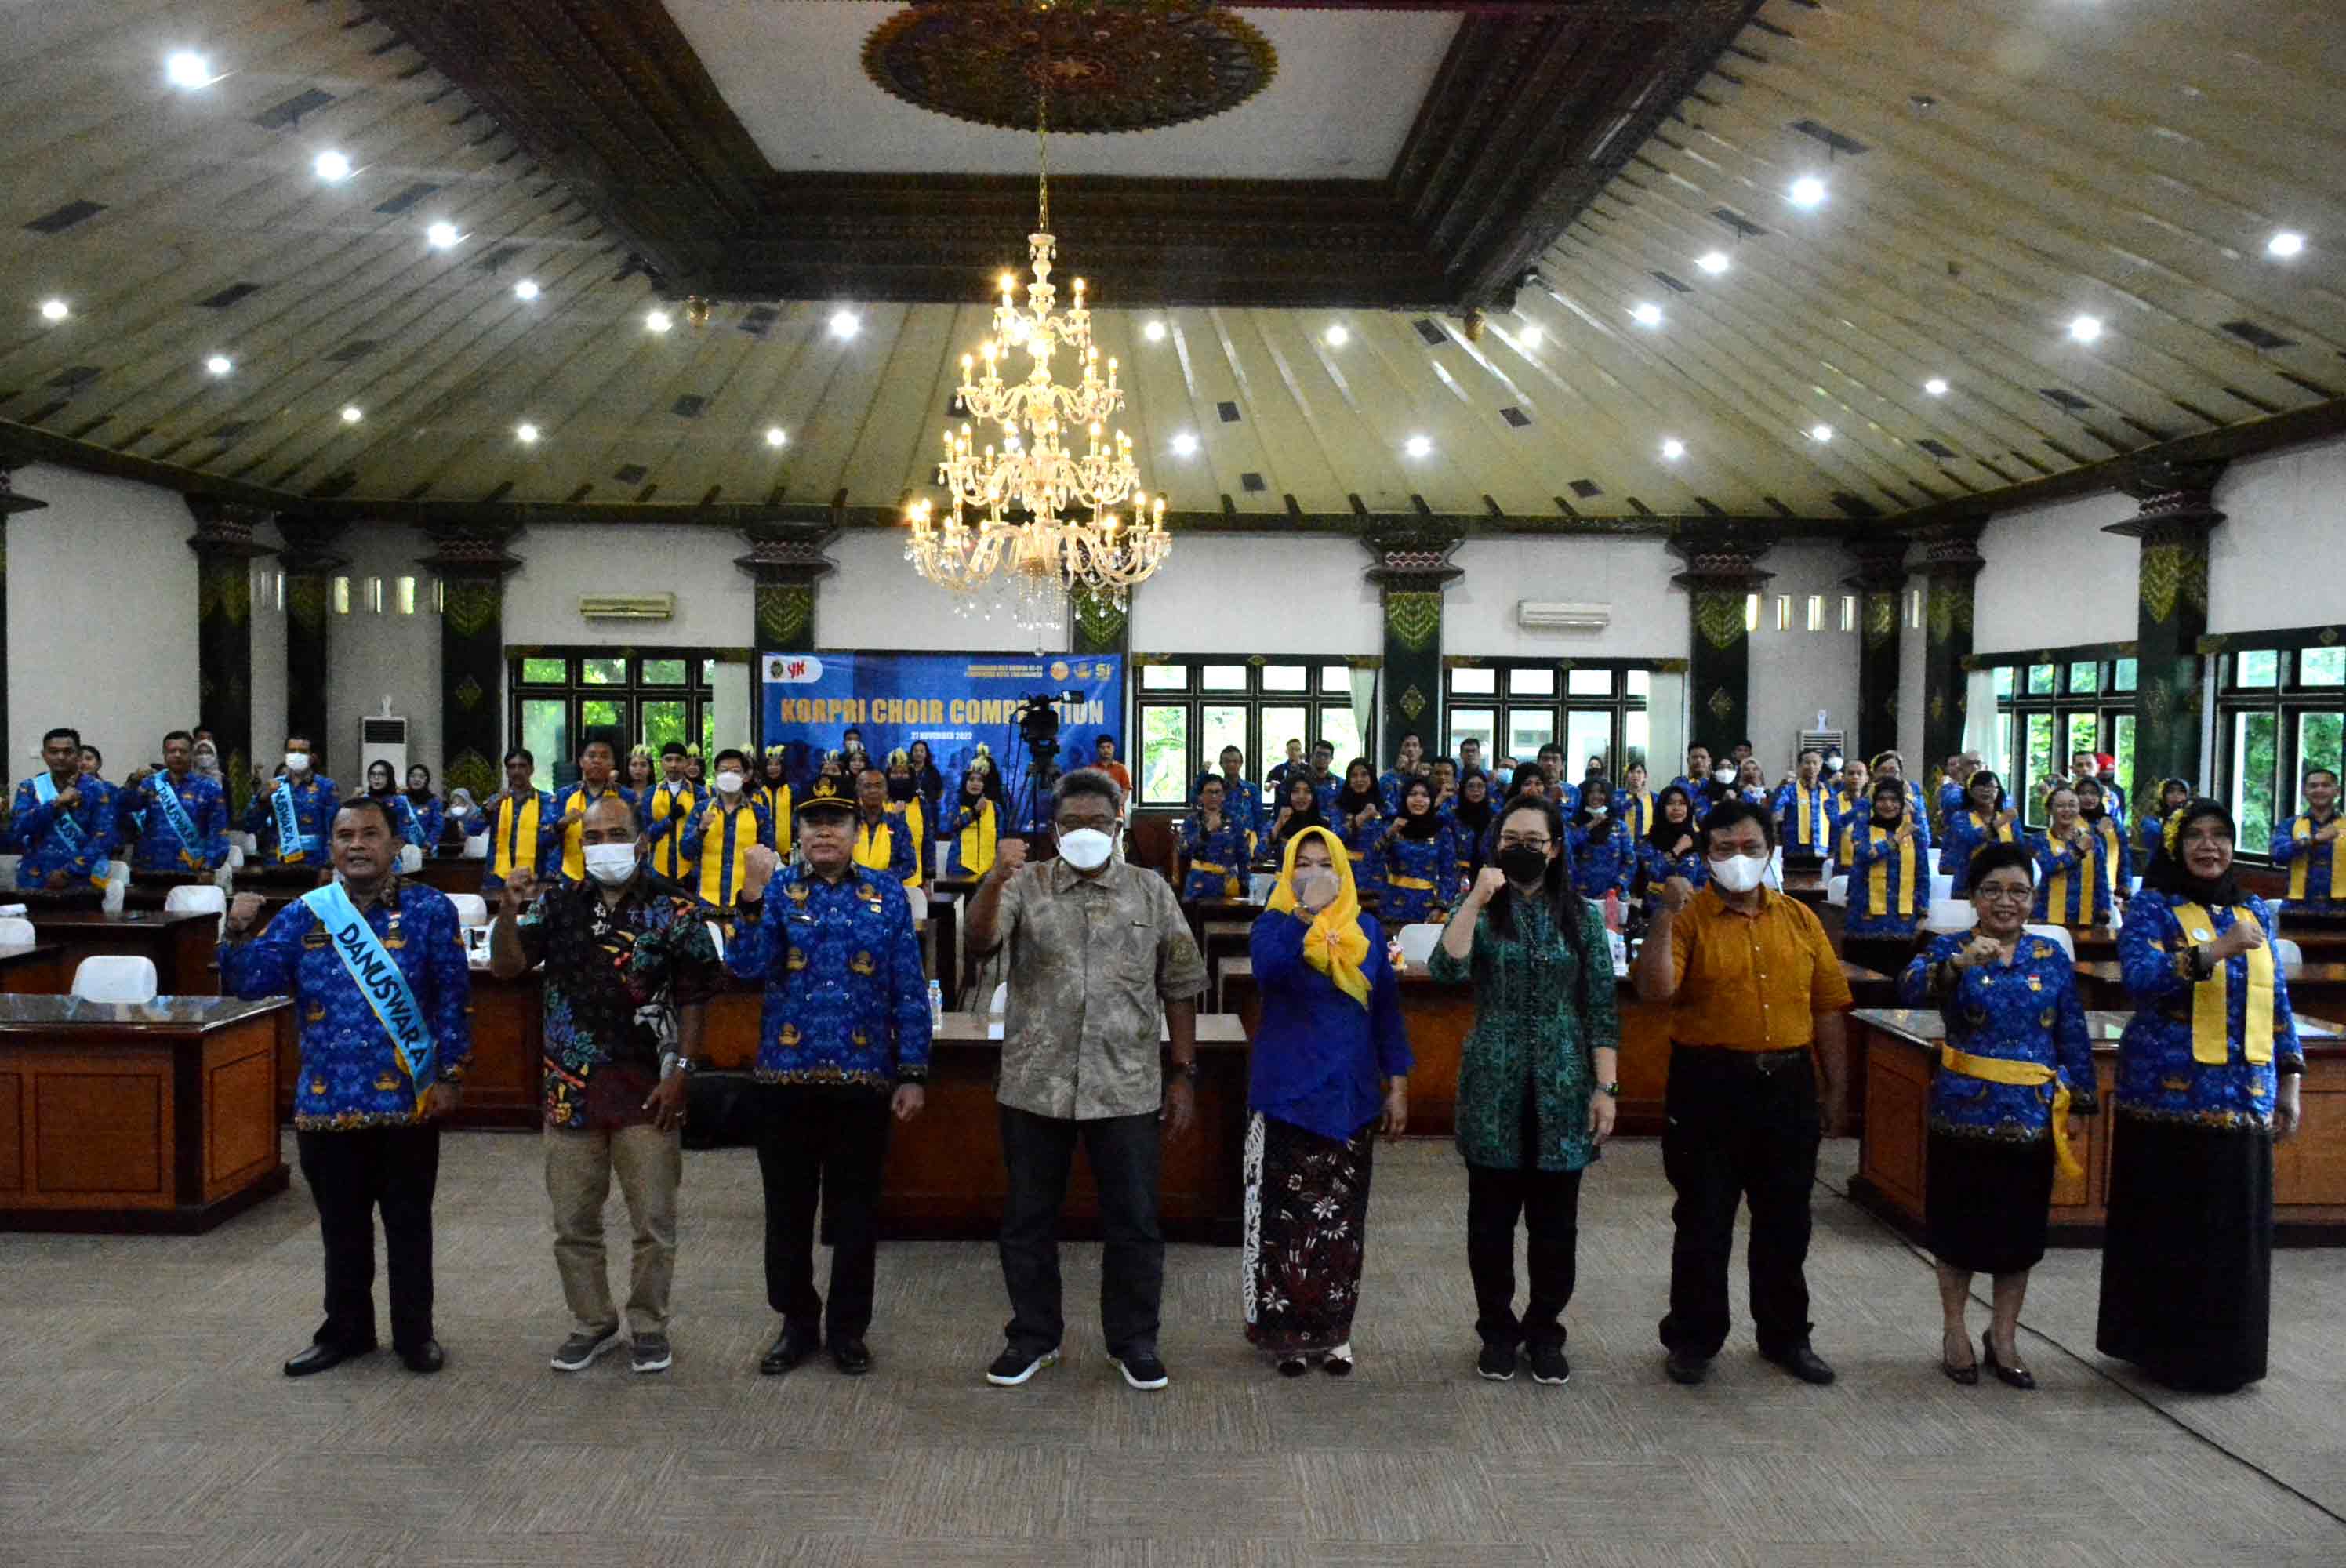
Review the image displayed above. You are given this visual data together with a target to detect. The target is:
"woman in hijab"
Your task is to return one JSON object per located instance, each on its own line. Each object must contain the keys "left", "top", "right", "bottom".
{"left": 939, "top": 760, "right": 1001, "bottom": 880}
{"left": 403, "top": 764, "right": 446, "bottom": 851}
{"left": 1567, "top": 775, "right": 1633, "bottom": 904}
{"left": 1843, "top": 777, "right": 1930, "bottom": 976}
{"left": 1636, "top": 783, "right": 1707, "bottom": 909}
{"left": 1244, "top": 826, "right": 1411, "bottom": 1377}
{"left": 2033, "top": 782, "right": 2124, "bottom": 929}
{"left": 363, "top": 760, "right": 428, "bottom": 850}
{"left": 1937, "top": 768, "right": 2019, "bottom": 896}
{"left": 1733, "top": 757, "right": 1772, "bottom": 807}
{"left": 2135, "top": 776, "right": 2191, "bottom": 867}
{"left": 1374, "top": 777, "right": 1457, "bottom": 926}
{"left": 1429, "top": 795, "right": 1618, "bottom": 1385}
{"left": 1274, "top": 771, "right": 1328, "bottom": 847}
{"left": 1331, "top": 759, "right": 1387, "bottom": 904}
{"left": 2098, "top": 798, "right": 2305, "bottom": 1392}
{"left": 1449, "top": 767, "right": 1494, "bottom": 888}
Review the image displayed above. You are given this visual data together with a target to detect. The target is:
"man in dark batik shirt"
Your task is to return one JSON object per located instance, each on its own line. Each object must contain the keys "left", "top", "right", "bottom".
{"left": 489, "top": 793, "right": 721, "bottom": 1376}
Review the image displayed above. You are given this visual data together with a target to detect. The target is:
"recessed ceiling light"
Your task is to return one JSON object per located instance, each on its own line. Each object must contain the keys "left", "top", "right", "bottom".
{"left": 1519, "top": 325, "right": 1544, "bottom": 348}
{"left": 1808, "top": 423, "right": 1834, "bottom": 442}
{"left": 515, "top": 423, "right": 539, "bottom": 444}
{"left": 645, "top": 308, "right": 673, "bottom": 334}
{"left": 424, "top": 221, "right": 460, "bottom": 250}
{"left": 2068, "top": 314, "right": 2103, "bottom": 343}
{"left": 1325, "top": 324, "right": 1350, "bottom": 347}
{"left": 38, "top": 298, "right": 68, "bottom": 322}
{"left": 513, "top": 278, "right": 539, "bottom": 302}
{"left": 340, "top": 405, "right": 363, "bottom": 424}
{"left": 1661, "top": 437, "right": 1686, "bottom": 460}
{"left": 1143, "top": 320, "right": 1167, "bottom": 343}
{"left": 165, "top": 51, "right": 212, "bottom": 89}
{"left": 829, "top": 309, "right": 860, "bottom": 339}
{"left": 764, "top": 426, "right": 788, "bottom": 448}
{"left": 1789, "top": 175, "right": 1828, "bottom": 209}
{"left": 313, "top": 150, "right": 352, "bottom": 183}
{"left": 1630, "top": 303, "right": 1664, "bottom": 328}
{"left": 2266, "top": 230, "right": 2305, "bottom": 259}
{"left": 1695, "top": 250, "right": 1730, "bottom": 275}
{"left": 205, "top": 354, "right": 233, "bottom": 376}
{"left": 1404, "top": 434, "right": 1432, "bottom": 458}
{"left": 1171, "top": 431, "right": 1198, "bottom": 456}
{"left": 1924, "top": 376, "right": 1949, "bottom": 396}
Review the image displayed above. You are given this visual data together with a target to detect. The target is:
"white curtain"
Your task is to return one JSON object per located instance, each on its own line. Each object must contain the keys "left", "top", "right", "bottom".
{"left": 1351, "top": 666, "right": 1379, "bottom": 756}
{"left": 1646, "top": 669, "right": 1685, "bottom": 775}
{"left": 1961, "top": 666, "right": 2005, "bottom": 777}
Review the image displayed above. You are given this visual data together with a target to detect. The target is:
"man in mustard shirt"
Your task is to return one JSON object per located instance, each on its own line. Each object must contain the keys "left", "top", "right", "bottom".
{"left": 1633, "top": 797, "right": 1854, "bottom": 1388}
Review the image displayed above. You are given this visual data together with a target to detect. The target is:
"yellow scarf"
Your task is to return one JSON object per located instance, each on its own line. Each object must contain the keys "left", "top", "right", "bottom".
{"left": 2286, "top": 814, "right": 2345, "bottom": 902}
{"left": 1865, "top": 818, "right": 1918, "bottom": 918}
{"left": 1789, "top": 781, "right": 1824, "bottom": 848}
{"left": 759, "top": 782, "right": 794, "bottom": 858}
{"left": 852, "top": 815, "right": 897, "bottom": 876}
{"left": 2172, "top": 902, "right": 2276, "bottom": 1065}
{"left": 956, "top": 797, "right": 998, "bottom": 877}
{"left": 2042, "top": 817, "right": 2111, "bottom": 927}
{"left": 1967, "top": 808, "right": 2017, "bottom": 848}
{"left": 646, "top": 780, "right": 700, "bottom": 880}
{"left": 559, "top": 785, "right": 624, "bottom": 881}
{"left": 1265, "top": 825, "right": 1371, "bottom": 1007}
{"left": 694, "top": 798, "right": 761, "bottom": 906}
{"left": 493, "top": 791, "right": 540, "bottom": 880}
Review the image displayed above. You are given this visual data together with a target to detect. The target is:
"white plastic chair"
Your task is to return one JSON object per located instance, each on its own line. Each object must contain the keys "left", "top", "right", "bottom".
{"left": 459, "top": 835, "right": 488, "bottom": 861}
{"left": 0, "top": 854, "right": 18, "bottom": 884}
{"left": 448, "top": 894, "right": 491, "bottom": 927}
{"left": 1923, "top": 898, "right": 1975, "bottom": 934}
{"left": 1248, "top": 872, "right": 1276, "bottom": 904}
{"left": 989, "top": 982, "right": 1009, "bottom": 1014}
{"left": 163, "top": 884, "right": 227, "bottom": 917}
{"left": 226, "top": 843, "right": 246, "bottom": 870}
{"left": 1928, "top": 872, "right": 1955, "bottom": 903}
{"left": 1396, "top": 922, "right": 1443, "bottom": 969}
{"left": 398, "top": 844, "right": 424, "bottom": 873}
{"left": 0, "top": 916, "right": 34, "bottom": 946}
{"left": 2275, "top": 938, "right": 2304, "bottom": 968}
{"left": 2025, "top": 924, "right": 2075, "bottom": 960}
{"left": 906, "top": 886, "right": 929, "bottom": 925}
{"left": 1825, "top": 875, "right": 1849, "bottom": 908}
{"left": 72, "top": 955, "right": 158, "bottom": 1004}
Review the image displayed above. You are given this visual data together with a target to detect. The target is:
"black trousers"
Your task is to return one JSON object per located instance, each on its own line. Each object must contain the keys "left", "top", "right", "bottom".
{"left": 1465, "top": 1163, "right": 1584, "bottom": 1350}
{"left": 754, "top": 1083, "right": 892, "bottom": 1341}
{"left": 1658, "top": 1044, "right": 1821, "bottom": 1360}
{"left": 295, "top": 1124, "right": 441, "bottom": 1353}
{"left": 999, "top": 1104, "right": 1164, "bottom": 1359}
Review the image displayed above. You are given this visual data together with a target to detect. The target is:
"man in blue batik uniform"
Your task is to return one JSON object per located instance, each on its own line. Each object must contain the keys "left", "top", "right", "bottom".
{"left": 124, "top": 729, "right": 231, "bottom": 876}
{"left": 726, "top": 788, "right": 929, "bottom": 1379}
{"left": 9, "top": 725, "right": 117, "bottom": 891}
{"left": 221, "top": 797, "right": 473, "bottom": 1377}
{"left": 243, "top": 732, "right": 340, "bottom": 869}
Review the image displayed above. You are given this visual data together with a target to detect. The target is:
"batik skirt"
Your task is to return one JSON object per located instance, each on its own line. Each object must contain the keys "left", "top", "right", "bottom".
{"left": 1242, "top": 1112, "right": 1376, "bottom": 1356}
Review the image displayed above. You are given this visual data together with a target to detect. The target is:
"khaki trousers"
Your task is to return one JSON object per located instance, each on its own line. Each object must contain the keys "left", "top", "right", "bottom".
{"left": 543, "top": 1124, "right": 681, "bottom": 1337}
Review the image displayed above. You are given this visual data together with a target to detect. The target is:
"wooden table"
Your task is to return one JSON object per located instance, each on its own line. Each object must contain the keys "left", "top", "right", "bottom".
{"left": 15, "top": 907, "right": 222, "bottom": 995}
{"left": 0, "top": 993, "right": 291, "bottom": 1232}
{"left": 1848, "top": 1007, "right": 2346, "bottom": 1246}
{"left": 0, "top": 943, "right": 67, "bottom": 995}
{"left": 2073, "top": 960, "right": 2346, "bottom": 1016}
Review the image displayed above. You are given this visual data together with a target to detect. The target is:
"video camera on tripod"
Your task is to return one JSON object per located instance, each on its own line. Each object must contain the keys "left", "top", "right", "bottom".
{"left": 1009, "top": 690, "right": 1086, "bottom": 832}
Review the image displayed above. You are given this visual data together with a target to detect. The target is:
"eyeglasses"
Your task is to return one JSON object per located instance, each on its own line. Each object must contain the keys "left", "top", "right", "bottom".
{"left": 1975, "top": 885, "right": 2032, "bottom": 902}
{"left": 1496, "top": 834, "right": 1550, "bottom": 850}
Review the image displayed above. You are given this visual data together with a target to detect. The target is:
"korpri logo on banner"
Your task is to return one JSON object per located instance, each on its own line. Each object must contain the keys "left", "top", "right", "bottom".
{"left": 764, "top": 655, "right": 825, "bottom": 683}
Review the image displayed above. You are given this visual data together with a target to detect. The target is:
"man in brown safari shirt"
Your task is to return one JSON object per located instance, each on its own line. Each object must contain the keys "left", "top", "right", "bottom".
{"left": 963, "top": 767, "right": 1208, "bottom": 1392}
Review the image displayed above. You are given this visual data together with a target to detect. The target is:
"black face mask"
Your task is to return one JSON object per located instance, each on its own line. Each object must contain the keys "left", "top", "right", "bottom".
{"left": 1496, "top": 844, "right": 1549, "bottom": 885}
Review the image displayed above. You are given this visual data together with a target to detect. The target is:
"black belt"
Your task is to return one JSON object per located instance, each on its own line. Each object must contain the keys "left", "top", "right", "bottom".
{"left": 1671, "top": 1041, "right": 1812, "bottom": 1076}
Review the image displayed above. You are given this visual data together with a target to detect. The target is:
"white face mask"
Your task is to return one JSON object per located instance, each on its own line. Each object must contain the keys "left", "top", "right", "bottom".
{"left": 582, "top": 842, "right": 637, "bottom": 887}
{"left": 714, "top": 771, "right": 745, "bottom": 796}
{"left": 1585, "top": 804, "right": 1608, "bottom": 818}
{"left": 285, "top": 752, "right": 310, "bottom": 774}
{"left": 1058, "top": 827, "right": 1116, "bottom": 871}
{"left": 1712, "top": 766, "right": 1738, "bottom": 786}
{"left": 1709, "top": 851, "right": 1767, "bottom": 893}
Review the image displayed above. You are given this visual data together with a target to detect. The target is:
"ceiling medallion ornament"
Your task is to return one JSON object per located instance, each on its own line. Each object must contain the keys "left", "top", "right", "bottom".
{"left": 861, "top": 0, "right": 1276, "bottom": 136}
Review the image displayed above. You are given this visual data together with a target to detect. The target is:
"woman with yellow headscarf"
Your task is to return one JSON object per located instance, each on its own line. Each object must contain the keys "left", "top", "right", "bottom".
{"left": 1243, "top": 826, "right": 1411, "bottom": 1378}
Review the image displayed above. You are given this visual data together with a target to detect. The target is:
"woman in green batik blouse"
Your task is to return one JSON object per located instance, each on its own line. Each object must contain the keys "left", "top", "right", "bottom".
{"left": 1428, "top": 793, "right": 1619, "bottom": 1388}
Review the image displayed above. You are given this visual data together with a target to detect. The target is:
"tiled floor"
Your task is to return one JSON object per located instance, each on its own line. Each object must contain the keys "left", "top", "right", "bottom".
{"left": 3, "top": 1131, "right": 2341, "bottom": 1566}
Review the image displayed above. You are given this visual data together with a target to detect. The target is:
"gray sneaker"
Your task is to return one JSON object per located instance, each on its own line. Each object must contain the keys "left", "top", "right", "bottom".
{"left": 550, "top": 1326, "right": 621, "bottom": 1373}
{"left": 631, "top": 1334, "right": 673, "bottom": 1374}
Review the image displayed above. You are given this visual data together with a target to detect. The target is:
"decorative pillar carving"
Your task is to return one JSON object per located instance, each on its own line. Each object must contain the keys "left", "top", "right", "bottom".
{"left": 1842, "top": 537, "right": 1910, "bottom": 764}
{"left": 274, "top": 514, "right": 350, "bottom": 767}
{"left": 0, "top": 469, "right": 52, "bottom": 764}
{"left": 2108, "top": 459, "right": 2228, "bottom": 800}
{"left": 735, "top": 520, "right": 837, "bottom": 653}
{"left": 418, "top": 523, "right": 523, "bottom": 804}
{"left": 1070, "top": 584, "right": 1131, "bottom": 659}
{"left": 1916, "top": 517, "right": 1988, "bottom": 797}
{"left": 187, "top": 498, "right": 275, "bottom": 816}
{"left": 1361, "top": 530, "right": 1463, "bottom": 764}
{"left": 1669, "top": 522, "right": 1774, "bottom": 757}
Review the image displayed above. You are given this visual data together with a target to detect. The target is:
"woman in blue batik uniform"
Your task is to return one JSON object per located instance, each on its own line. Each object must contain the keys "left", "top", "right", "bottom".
{"left": 2135, "top": 776, "right": 2190, "bottom": 868}
{"left": 1328, "top": 760, "right": 1388, "bottom": 906}
{"left": 1937, "top": 768, "right": 2020, "bottom": 896}
{"left": 2097, "top": 800, "right": 2304, "bottom": 1393}
{"left": 938, "top": 766, "right": 1002, "bottom": 882}
{"left": 1378, "top": 733, "right": 1426, "bottom": 816}
{"left": 1634, "top": 784, "right": 1707, "bottom": 910}
{"left": 1843, "top": 778, "right": 1930, "bottom": 977}
{"left": 1566, "top": 776, "right": 1633, "bottom": 904}
{"left": 2032, "top": 781, "right": 2126, "bottom": 929}
{"left": 1900, "top": 842, "right": 2095, "bottom": 1388}
{"left": 1447, "top": 768, "right": 1494, "bottom": 890}
{"left": 1373, "top": 778, "right": 1456, "bottom": 926}
{"left": 1181, "top": 776, "right": 1253, "bottom": 901}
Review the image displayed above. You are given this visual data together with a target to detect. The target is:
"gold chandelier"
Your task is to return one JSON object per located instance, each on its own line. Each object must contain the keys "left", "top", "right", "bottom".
{"left": 904, "top": 78, "right": 1170, "bottom": 628}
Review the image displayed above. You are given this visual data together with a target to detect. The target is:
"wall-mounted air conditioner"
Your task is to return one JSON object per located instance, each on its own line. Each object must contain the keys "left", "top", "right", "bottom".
{"left": 1517, "top": 600, "right": 1611, "bottom": 633}
{"left": 581, "top": 593, "right": 675, "bottom": 622}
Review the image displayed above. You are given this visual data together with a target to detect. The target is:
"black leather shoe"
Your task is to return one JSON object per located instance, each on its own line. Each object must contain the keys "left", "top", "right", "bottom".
{"left": 1763, "top": 1345, "right": 1836, "bottom": 1385}
{"left": 398, "top": 1339, "right": 445, "bottom": 1374}
{"left": 830, "top": 1338, "right": 873, "bottom": 1377}
{"left": 1663, "top": 1350, "right": 1712, "bottom": 1385}
{"left": 283, "top": 1339, "right": 372, "bottom": 1377}
{"left": 760, "top": 1326, "right": 820, "bottom": 1377}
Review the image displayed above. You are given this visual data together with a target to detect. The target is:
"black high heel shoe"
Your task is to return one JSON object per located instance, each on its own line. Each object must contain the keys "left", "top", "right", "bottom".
{"left": 1941, "top": 1327, "right": 1978, "bottom": 1386}
{"left": 1981, "top": 1331, "right": 2036, "bottom": 1391}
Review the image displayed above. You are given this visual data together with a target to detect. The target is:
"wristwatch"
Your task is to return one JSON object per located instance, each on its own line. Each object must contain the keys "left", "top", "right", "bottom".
{"left": 1174, "top": 1060, "right": 1200, "bottom": 1081}
{"left": 1596, "top": 1081, "right": 1622, "bottom": 1097}
{"left": 659, "top": 1052, "right": 695, "bottom": 1080}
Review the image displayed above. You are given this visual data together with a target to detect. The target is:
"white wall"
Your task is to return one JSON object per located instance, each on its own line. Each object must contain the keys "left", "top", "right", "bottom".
{"left": 1972, "top": 490, "right": 2140, "bottom": 655}
{"left": 5, "top": 463, "right": 199, "bottom": 775}
{"left": 2207, "top": 438, "right": 2346, "bottom": 635}
{"left": 505, "top": 524, "right": 753, "bottom": 648}
{"left": 821, "top": 528, "right": 1054, "bottom": 652}
{"left": 1744, "top": 543, "right": 1861, "bottom": 764}
{"left": 1447, "top": 537, "right": 1687, "bottom": 659}
{"left": 324, "top": 525, "right": 441, "bottom": 781}
{"left": 1125, "top": 534, "right": 1382, "bottom": 655}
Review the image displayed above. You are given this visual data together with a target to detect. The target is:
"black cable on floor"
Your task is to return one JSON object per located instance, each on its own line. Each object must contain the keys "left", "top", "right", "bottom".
{"left": 1812, "top": 1166, "right": 2346, "bottom": 1530}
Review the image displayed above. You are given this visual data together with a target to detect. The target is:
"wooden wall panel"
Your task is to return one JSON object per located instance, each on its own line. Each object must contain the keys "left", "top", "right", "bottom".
{"left": 0, "top": 1071, "right": 20, "bottom": 1193}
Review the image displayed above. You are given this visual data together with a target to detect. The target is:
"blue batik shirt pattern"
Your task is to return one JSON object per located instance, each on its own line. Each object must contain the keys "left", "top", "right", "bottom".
{"left": 2112, "top": 892, "right": 2304, "bottom": 1128}
{"left": 1180, "top": 812, "right": 1254, "bottom": 901}
{"left": 463, "top": 789, "right": 561, "bottom": 894}
{"left": 1636, "top": 840, "right": 1709, "bottom": 895}
{"left": 245, "top": 775, "right": 341, "bottom": 862}
{"left": 1843, "top": 822, "right": 1929, "bottom": 938}
{"left": 727, "top": 863, "right": 932, "bottom": 1090}
{"left": 128, "top": 771, "right": 231, "bottom": 873}
{"left": 1375, "top": 824, "right": 1459, "bottom": 924}
{"left": 1937, "top": 808, "right": 2020, "bottom": 893}
{"left": 1567, "top": 821, "right": 1635, "bottom": 901}
{"left": 219, "top": 879, "right": 474, "bottom": 1129}
{"left": 1899, "top": 931, "right": 2098, "bottom": 1139}
{"left": 9, "top": 775, "right": 118, "bottom": 887}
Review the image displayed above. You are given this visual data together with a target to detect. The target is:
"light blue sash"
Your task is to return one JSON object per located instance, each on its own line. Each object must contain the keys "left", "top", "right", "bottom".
{"left": 151, "top": 775, "right": 202, "bottom": 857}
{"left": 272, "top": 781, "right": 308, "bottom": 863}
{"left": 300, "top": 884, "right": 436, "bottom": 1102}
{"left": 32, "top": 773, "right": 106, "bottom": 881}
{"left": 388, "top": 793, "right": 424, "bottom": 847}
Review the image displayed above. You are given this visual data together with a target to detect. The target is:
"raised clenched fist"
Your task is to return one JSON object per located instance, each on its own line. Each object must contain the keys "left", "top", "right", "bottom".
{"left": 741, "top": 844, "right": 783, "bottom": 899}
{"left": 992, "top": 838, "right": 1030, "bottom": 881}
{"left": 1471, "top": 866, "right": 1509, "bottom": 903}
{"left": 227, "top": 892, "right": 267, "bottom": 934}
{"left": 1956, "top": 933, "right": 2004, "bottom": 971}
{"left": 499, "top": 868, "right": 540, "bottom": 913}
{"left": 1659, "top": 875, "right": 1696, "bottom": 913}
